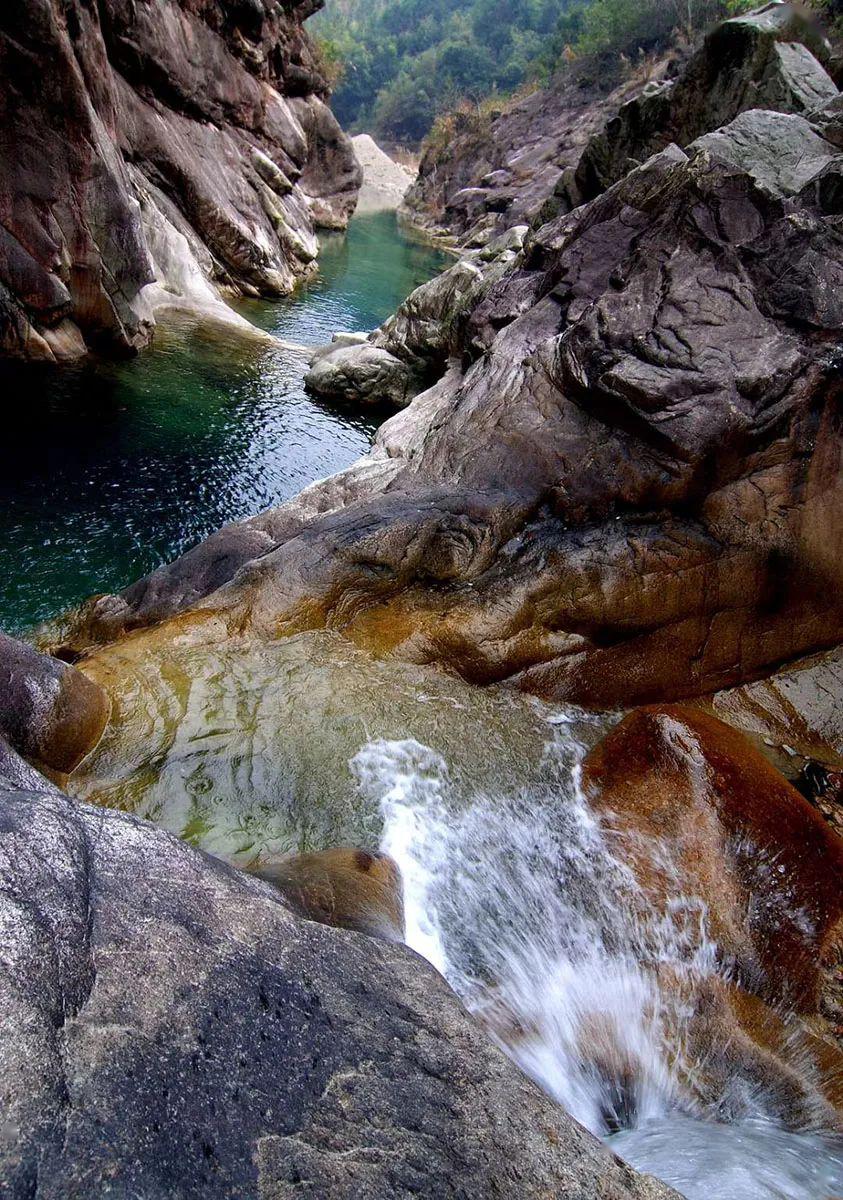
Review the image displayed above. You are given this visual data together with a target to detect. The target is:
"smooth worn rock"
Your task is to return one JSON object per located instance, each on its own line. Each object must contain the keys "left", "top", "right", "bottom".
{"left": 305, "top": 343, "right": 416, "bottom": 407}
{"left": 0, "top": 632, "right": 108, "bottom": 775}
{"left": 304, "top": 236, "right": 522, "bottom": 410}
{"left": 249, "top": 847, "right": 405, "bottom": 941}
{"left": 56, "top": 101, "right": 843, "bottom": 709}
{"left": 0, "top": 783, "right": 679, "bottom": 1199}
{"left": 582, "top": 706, "right": 843, "bottom": 1118}
{"left": 0, "top": 0, "right": 361, "bottom": 361}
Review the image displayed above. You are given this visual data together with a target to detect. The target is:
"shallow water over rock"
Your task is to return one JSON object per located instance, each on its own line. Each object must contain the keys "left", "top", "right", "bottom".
{"left": 0, "top": 213, "right": 448, "bottom": 634}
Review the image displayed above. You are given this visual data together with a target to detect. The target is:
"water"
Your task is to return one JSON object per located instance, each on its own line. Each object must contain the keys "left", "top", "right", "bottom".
{"left": 0, "top": 212, "right": 448, "bottom": 633}
{"left": 358, "top": 735, "right": 843, "bottom": 1200}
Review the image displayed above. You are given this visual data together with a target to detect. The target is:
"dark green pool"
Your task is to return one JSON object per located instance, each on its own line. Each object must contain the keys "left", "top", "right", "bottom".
{"left": 0, "top": 212, "right": 448, "bottom": 633}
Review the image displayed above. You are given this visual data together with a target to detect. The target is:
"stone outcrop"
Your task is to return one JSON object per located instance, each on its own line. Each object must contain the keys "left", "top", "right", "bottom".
{"left": 0, "top": 0, "right": 361, "bottom": 362}
{"left": 53, "top": 75, "right": 843, "bottom": 709}
{"left": 0, "top": 779, "right": 678, "bottom": 1199}
{"left": 566, "top": 2, "right": 837, "bottom": 211}
{"left": 402, "top": 62, "right": 675, "bottom": 245}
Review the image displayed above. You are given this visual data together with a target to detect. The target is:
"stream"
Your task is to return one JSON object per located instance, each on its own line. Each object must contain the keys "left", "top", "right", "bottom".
{"left": 7, "top": 211, "right": 842, "bottom": 1199}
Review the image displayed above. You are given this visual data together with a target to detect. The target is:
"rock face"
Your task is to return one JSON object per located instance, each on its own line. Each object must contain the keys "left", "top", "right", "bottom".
{"left": 351, "top": 134, "right": 414, "bottom": 213}
{"left": 567, "top": 2, "right": 837, "bottom": 211}
{"left": 0, "top": 781, "right": 678, "bottom": 1199}
{"left": 402, "top": 63, "right": 676, "bottom": 245}
{"left": 55, "top": 64, "right": 843, "bottom": 709}
{"left": 0, "top": 0, "right": 361, "bottom": 362}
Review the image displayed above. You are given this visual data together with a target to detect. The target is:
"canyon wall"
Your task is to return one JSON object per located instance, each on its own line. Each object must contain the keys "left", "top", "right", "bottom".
{"left": 0, "top": 0, "right": 361, "bottom": 362}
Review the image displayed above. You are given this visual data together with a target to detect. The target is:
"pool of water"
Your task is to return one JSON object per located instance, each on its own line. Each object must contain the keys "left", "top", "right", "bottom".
{"left": 0, "top": 212, "right": 448, "bottom": 633}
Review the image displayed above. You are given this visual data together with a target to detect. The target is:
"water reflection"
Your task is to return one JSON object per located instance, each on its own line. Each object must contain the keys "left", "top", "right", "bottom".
{"left": 0, "top": 212, "right": 449, "bottom": 632}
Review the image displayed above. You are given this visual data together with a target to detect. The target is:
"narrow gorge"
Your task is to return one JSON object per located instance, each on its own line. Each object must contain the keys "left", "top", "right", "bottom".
{"left": 1, "top": 3, "right": 843, "bottom": 1199}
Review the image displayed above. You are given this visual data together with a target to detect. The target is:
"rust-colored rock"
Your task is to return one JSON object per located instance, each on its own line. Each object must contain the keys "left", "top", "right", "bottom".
{"left": 249, "top": 847, "right": 405, "bottom": 942}
{"left": 582, "top": 706, "right": 843, "bottom": 1016}
{"left": 0, "top": 632, "right": 109, "bottom": 776}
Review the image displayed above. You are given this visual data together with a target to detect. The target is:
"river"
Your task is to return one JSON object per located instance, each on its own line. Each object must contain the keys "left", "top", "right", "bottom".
{"left": 7, "top": 210, "right": 842, "bottom": 1200}
{"left": 0, "top": 211, "right": 448, "bottom": 633}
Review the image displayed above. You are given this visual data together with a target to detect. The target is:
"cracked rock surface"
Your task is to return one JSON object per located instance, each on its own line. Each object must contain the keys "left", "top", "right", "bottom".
{"left": 0, "top": 782, "right": 678, "bottom": 1199}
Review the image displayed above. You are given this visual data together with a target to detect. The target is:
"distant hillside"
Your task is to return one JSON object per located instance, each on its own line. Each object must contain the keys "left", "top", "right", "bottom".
{"left": 310, "top": 0, "right": 583, "bottom": 144}
{"left": 310, "top": 0, "right": 762, "bottom": 145}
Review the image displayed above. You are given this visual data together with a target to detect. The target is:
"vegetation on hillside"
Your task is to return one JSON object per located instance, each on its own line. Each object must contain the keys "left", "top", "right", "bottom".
{"left": 310, "top": 0, "right": 758, "bottom": 145}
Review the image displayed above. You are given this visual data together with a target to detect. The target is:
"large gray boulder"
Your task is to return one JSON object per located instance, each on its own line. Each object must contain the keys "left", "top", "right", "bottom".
{"left": 0, "top": 783, "right": 677, "bottom": 1199}
{"left": 567, "top": 1, "right": 838, "bottom": 208}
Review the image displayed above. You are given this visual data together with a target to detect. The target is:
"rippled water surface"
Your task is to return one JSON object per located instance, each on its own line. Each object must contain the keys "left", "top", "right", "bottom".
{"left": 0, "top": 212, "right": 448, "bottom": 632}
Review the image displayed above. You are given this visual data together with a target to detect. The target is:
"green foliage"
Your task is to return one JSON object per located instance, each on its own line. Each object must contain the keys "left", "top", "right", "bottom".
{"left": 570, "top": 0, "right": 755, "bottom": 62}
{"left": 311, "top": 0, "right": 574, "bottom": 144}
{"left": 310, "top": 0, "right": 759, "bottom": 145}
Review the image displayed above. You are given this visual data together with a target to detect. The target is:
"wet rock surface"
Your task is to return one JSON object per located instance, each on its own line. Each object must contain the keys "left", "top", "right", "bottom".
{"left": 0, "top": 780, "right": 679, "bottom": 1199}
{"left": 0, "top": 632, "right": 108, "bottom": 776}
{"left": 57, "top": 58, "right": 843, "bottom": 708}
{"left": 249, "top": 847, "right": 406, "bottom": 942}
{"left": 583, "top": 706, "right": 843, "bottom": 1121}
{"left": 0, "top": 0, "right": 361, "bottom": 361}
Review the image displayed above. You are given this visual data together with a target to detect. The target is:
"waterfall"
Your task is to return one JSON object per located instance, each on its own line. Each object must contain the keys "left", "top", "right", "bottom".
{"left": 352, "top": 732, "right": 843, "bottom": 1200}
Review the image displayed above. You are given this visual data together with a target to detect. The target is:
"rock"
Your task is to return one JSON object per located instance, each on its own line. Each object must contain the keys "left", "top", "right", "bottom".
{"left": 582, "top": 706, "right": 843, "bottom": 1117}
{"left": 583, "top": 706, "right": 843, "bottom": 1015}
{"left": 0, "top": 632, "right": 108, "bottom": 776}
{"left": 0, "top": 782, "right": 679, "bottom": 1199}
{"left": 352, "top": 134, "right": 415, "bottom": 213}
{"left": 54, "top": 105, "right": 843, "bottom": 710}
{"left": 569, "top": 2, "right": 838, "bottom": 207}
{"left": 305, "top": 344, "right": 416, "bottom": 407}
{"left": 249, "top": 847, "right": 405, "bottom": 941}
{"left": 402, "top": 60, "right": 678, "bottom": 244}
{"left": 0, "top": 0, "right": 361, "bottom": 362}
{"left": 705, "top": 646, "right": 843, "bottom": 778}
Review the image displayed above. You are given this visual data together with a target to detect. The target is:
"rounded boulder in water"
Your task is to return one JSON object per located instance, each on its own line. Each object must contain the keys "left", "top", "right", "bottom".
{"left": 0, "top": 632, "right": 109, "bottom": 777}
{"left": 250, "top": 847, "right": 405, "bottom": 942}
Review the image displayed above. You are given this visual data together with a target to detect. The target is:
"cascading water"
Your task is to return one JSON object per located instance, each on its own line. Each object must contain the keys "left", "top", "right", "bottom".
{"left": 352, "top": 731, "right": 843, "bottom": 1200}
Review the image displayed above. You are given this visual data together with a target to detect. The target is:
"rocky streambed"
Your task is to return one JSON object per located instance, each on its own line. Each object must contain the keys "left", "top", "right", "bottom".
{"left": 2, "top": 3, "right": 843, "bottom": 1198}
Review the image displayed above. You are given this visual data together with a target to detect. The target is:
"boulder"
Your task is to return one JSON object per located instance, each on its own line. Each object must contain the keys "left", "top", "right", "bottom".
{"left": 305, "top": 344, "right": 416, "bottom": 407}
{"left": 249, "top": 847, "right": 405, "bottom": 942}
{"left": 569, "top": 2, "right": 838, "bottom": 207}
{"left": 582, "top": 706, "right": 843, "bottom": 1015}
{"left": 0, "top": 632, "right": 108, "bottom": 775}
{"left": 0, "top": 0, "right": 361, "bottom": 361}
{"left": 54, "top": 105, "right": 843, "bottom": 709}
{"left": 0, "top": 782, "right": 678, "bottom": 1199}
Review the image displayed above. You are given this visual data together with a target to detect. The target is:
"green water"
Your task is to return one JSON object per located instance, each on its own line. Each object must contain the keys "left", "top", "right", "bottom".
{"left": 0, "top": 212, "right": 448, "bottom": 633}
